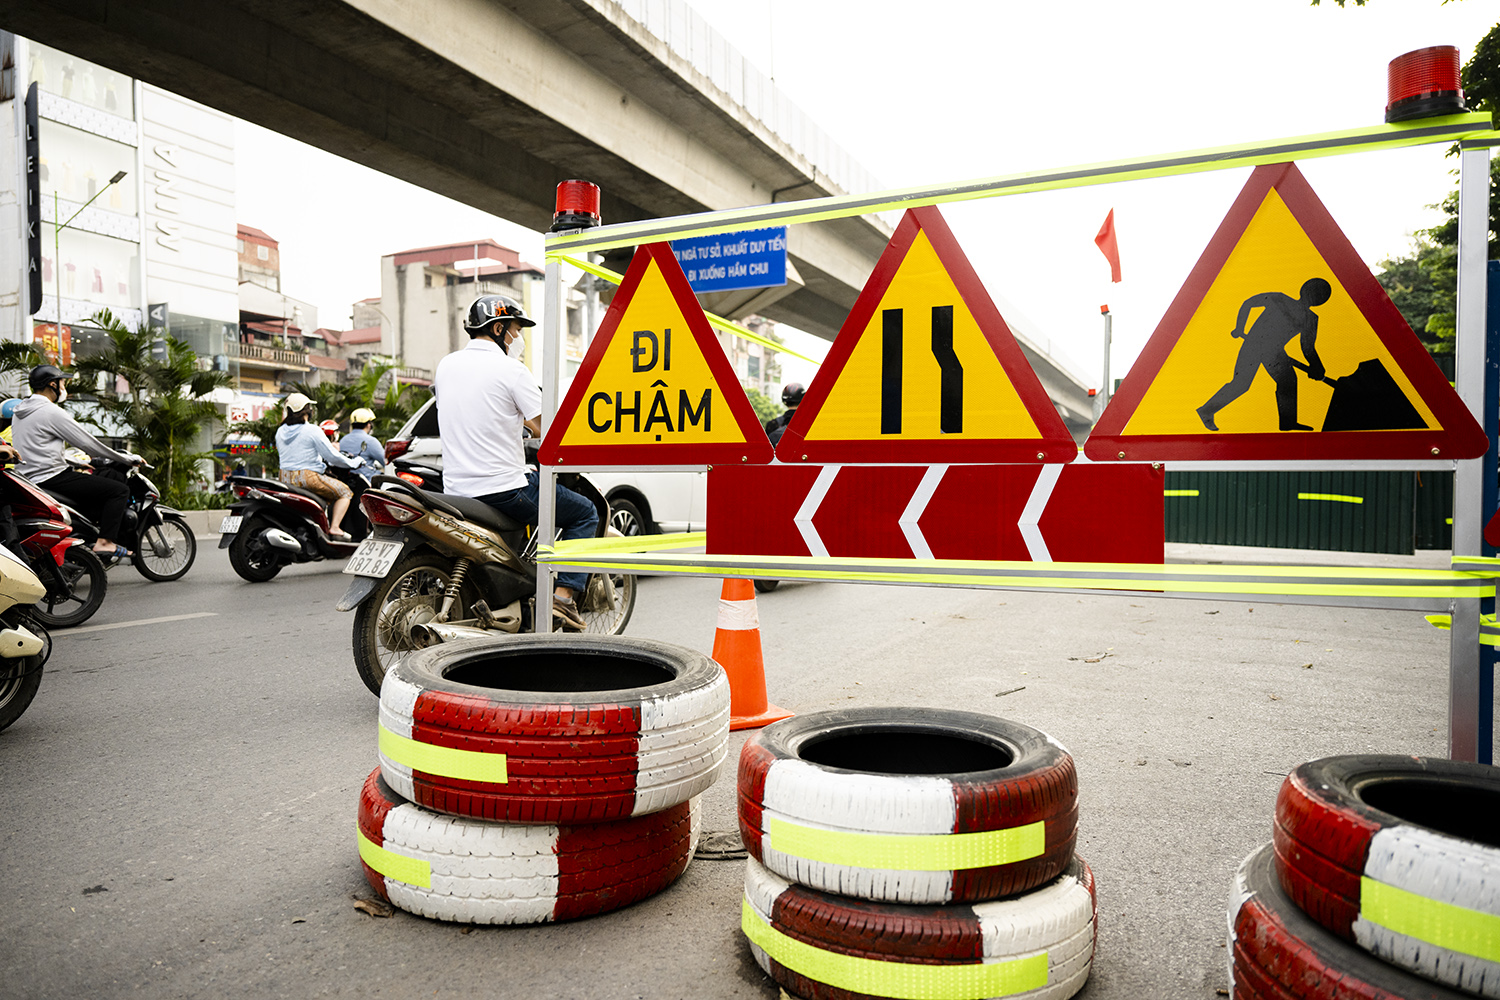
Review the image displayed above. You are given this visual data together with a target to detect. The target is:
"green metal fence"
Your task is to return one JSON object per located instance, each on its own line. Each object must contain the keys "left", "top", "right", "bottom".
{"left": 1163, "top": 471, "right": 1452, "bottom": 555}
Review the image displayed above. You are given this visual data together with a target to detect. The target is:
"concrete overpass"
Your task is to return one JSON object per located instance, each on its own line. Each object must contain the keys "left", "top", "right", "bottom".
{"left": 2, "top": 0, "right": 1095, "bottom": 434}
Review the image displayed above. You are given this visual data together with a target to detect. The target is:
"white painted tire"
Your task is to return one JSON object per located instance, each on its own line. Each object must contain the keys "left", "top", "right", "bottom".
{"left": 380, "top": 634, "right": 730, "bottom": 823}
{"left": 739, "top": 708, "right": 1077, "bottom": 903}
{"left": 357, "top": 768, "right": 701, "bottom": 924}
{"left": 1274, "top": 754, "right": 1500, "bottom": 996}
{"left": 743, "top": 854, "right": 1094, "bottom": 1000}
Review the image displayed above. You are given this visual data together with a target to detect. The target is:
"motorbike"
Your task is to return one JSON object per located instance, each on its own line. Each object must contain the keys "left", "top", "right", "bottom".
{"left": 0, "top": 543, "right": 52, "bottom": 732}
{"left": 219, "top": 464, "right": 370, "bottom": 581}
{"left": 47, "top": 458, "right": 198, "bottom": 582}
{"left": 337, "top": 459, "right": 636, "bottom": 696}
{"left": 0, "top": 466, "right": 108, "bottom": 628}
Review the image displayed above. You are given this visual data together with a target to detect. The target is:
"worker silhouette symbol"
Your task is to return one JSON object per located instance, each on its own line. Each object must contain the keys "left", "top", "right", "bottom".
{"left": 1196, "top": 278, "right": 1331, "bottom": 432}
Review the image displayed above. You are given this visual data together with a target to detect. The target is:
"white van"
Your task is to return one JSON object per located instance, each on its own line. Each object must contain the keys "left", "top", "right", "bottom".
{"left": 382, "top": 397, "right": 708, "bottom": 536}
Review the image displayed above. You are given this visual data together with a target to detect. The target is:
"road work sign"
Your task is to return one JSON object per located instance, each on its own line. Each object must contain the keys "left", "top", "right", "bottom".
{"left": 1086, "top": 162, "right": 1486, "bottom": 462}
{"left": 672, "top": 227, "right": 788, "bottom": 294}
{"left": 776, "top": 206, "right": 1078, "bottom": 464}
{"left": 539, "top": 242, "right": 773, "bottom": 466}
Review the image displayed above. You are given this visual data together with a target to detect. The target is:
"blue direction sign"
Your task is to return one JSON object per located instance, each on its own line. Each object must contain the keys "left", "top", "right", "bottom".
{"left": 672, "top": 227, "right": 787, "bottom": 293}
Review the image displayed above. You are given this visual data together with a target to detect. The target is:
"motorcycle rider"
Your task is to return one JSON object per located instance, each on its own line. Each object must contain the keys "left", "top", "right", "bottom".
{"left": 433, "top": 294, "right": 597, "bottom": 632}
{"left": 340, "top": 407, "right": 385, "bottom": 482}
{"left": 11, "top": 364, "right": 141, "bottom": 560}
{"left": 275, "top": 392, "right": 362, "bottom": 540}
{"left": 764, "top": 382, "right": 804, "bottom": 446}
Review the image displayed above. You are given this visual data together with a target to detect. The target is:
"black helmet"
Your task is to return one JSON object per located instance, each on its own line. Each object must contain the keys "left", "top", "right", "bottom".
{"left": 782, "top": 382, "right": 805, "bottom": 408}
{"left": 464, "top": 294, "right": 535, "bottom": 335}
{"left": 28, "top": 364, "right": 69, "bottom": 391}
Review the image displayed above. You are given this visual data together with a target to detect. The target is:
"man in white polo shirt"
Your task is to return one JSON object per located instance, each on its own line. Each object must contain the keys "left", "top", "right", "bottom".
{"left": 433, "top": 294, "right": 598, "bottom": 631}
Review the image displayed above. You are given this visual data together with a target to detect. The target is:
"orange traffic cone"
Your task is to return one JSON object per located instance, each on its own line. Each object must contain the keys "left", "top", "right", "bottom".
{"left": 712, "top": 578, "right": 793, "bottom": 731}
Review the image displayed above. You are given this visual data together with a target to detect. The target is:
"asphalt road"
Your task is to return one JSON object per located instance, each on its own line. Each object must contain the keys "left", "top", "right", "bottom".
{"left": 0, "top": 541, "right": 1477, "bottom": 999}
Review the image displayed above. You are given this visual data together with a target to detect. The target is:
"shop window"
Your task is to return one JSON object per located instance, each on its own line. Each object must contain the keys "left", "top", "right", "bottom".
{"left": 28, "top": 43, "right": 134, "bottom": 119}
{"left": 37, "top": 119, "right": 137, "bottom": 216}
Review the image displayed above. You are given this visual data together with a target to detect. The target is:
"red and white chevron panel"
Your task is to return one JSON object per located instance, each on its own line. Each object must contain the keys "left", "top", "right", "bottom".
{"left": 357, "top": 768, "right": 701, "bottom": 924}
{"left": 379, "top": 637, "right": 730, "bottom": 824}
{"left": 706, "top": 462, "right": 1163, "bottom": 562}
{"left": 743, "top": 855, "right": 1096, "bottom": 1000}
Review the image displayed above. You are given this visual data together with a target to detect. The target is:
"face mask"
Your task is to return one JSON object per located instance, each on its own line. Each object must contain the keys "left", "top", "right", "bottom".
{"left": 507, "top": 332, "right": 525, "bottom": 360}
{"left": 55, "top": 384, "right": 67, "bottom": 403}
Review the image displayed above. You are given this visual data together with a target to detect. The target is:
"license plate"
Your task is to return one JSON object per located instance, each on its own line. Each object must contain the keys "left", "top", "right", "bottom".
{"left": 343, "top": 539, "right": 403, "bottom": 577}
{"left": 219, "top": 515, "right": 242, "bottom": 534}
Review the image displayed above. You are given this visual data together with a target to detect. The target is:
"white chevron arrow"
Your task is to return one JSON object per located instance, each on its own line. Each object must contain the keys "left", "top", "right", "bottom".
{"left": 898, "top": 465, "right": 948, "bottom": 559}
{"left": 793, "top": 465, "right": 840, "bottom": 557}
{"left": 1018, "top": 464, "right": 1064, "bottom": 562}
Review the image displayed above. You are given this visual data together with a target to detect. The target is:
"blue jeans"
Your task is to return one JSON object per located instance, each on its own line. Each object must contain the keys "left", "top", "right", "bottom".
{"left": 475, "top": 471, "right": 599, "bottom": 593}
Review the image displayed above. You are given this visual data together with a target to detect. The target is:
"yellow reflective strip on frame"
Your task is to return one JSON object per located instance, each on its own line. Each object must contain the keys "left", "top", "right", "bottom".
{"left": 357, "top": 827, "right": 431, "bottom": 888}
{"left": 741, "top": 898, "right": 1048, "bottom": 1000}
{"left": 1361, "top": 877, "right": 1500, "bottom": 964}
{"left": 1298, "top": 493, "right": 1364, "bottom": 504}
{"left": 379, "top": 725, "right": 508, "bottom": 784}
{"left": 1163, "top": 490, "right": 1199, "bottom": 497}
{"left": 767, "top": 817, "right": 1045, "bottom": 872}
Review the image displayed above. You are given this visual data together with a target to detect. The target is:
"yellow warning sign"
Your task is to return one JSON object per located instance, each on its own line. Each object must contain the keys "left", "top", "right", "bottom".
{"left": 778, "top": 206, "right": 1077, "bottom": 463}
{"left": 1086, "top": 162, "right": 1487, "bottom": 462}
{"left": 539, "top": 243, "right": 771, "bottom": 465}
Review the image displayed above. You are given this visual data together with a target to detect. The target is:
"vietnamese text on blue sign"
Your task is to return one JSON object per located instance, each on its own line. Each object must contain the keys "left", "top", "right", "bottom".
{"left": 672, "top": 227, "right": 787, "bottom": 294}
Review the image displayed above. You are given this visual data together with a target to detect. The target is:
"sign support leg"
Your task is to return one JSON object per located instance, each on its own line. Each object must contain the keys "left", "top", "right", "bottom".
{"left": 1449, "top": 143, "right": 1491, "bottom": 762}
{"left": 535, "top": 258, "right": 563, "bottom": 629}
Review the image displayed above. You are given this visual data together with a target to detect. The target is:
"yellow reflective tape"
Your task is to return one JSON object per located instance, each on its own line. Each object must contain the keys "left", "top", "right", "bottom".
{"left": 1422, "top": 615, "right": 1500, "bottom": 645}
{"left": 1453, "top": 555, "right": 1500, "bottom": 567}
{"left": 1361, "top": 876, "right": 1500, "bottom": 963}
{"left": 553, "top": 531, "right": 708, "bottom": 555}
{"left": 547, "top": 116, "right": 1495, "bottom": 253}
{"left": 546, "top": 253, "right": 821, "bottom": 366}
{"left": 1298, "top": 493, "right": 1364, "bottom": 504}
{"left": 768, "top": 817, "right": 1044, "bottom": 871}
{"left": 741, "top": 898, "right": 1047, "bottom": 1000}
{"left": 379, "top": 725, "right": 508, "bottom": 784}
{"left": 357, "top": 827, "right": 431, "bottom": 888}
{"left": 1163, "top": 489, "right": 1199, "bottom": 497}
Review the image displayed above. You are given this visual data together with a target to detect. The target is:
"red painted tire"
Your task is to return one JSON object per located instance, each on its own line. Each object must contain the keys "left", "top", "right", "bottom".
{"left": 380, "top": 634, "right": 729, "bottom": 823}
{"left": 1273, "top": 755, "right": 1500, "bottom": 995}
{"left": 1230, "top": 842, "right": 1469, "bottom": 999}
{"left": 357, "top": 768, "right": 700, "bottom": 923}
{"left": 743, "top": 854, "right": 1095, "bottom": 1000}
{"left": 738, "top": 708, "right": 1077, "bottom": 903}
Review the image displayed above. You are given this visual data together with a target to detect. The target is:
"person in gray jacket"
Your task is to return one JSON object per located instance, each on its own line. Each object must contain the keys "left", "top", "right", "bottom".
{"left": 12, "top": 365, "right": 140, "bottom": 560}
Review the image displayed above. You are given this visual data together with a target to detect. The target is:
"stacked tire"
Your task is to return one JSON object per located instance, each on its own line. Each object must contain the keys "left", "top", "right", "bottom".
{"left": 738, "top": 708, "right": 1096, "bottom": 1000}
{"left": 356, "top": 634, "right": 731, "bottom": 924}
{"left": 1229, "top": 754, "right": 1500, "bottom": 998}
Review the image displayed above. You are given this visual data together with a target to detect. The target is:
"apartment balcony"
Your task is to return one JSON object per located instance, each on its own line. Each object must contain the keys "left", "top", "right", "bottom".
{"left": 236, "top": 343, "right": 310, "bottom": 372}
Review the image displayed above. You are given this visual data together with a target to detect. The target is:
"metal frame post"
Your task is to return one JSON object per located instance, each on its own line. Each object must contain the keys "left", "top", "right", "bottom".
{"left": 1449, "top": 143, "right": 1491, "bottom": 762}
{"left": 535, "top": 258, "right": 563, "bottom": 625}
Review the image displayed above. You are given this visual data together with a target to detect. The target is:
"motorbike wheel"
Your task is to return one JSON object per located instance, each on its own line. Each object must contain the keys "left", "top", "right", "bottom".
{"left": 0, "top": 616, "right": 48, "bottom": 733}
{"left": 353, "top": 552, "right": 478, "bottom": 697}
{"left": 753, "top": 579, "right": 780, "bottom": 593}
{"left": 134, "top": 515, "right": 197, "bottom": 582}
{"left": 228, "top": 517, "right": 283, "bottom": 582}
{"left": 31, "top": 546, "right": 108, "bottom": 629}
{"left": 579, "top": 571, "right": 636, "bottom": 636}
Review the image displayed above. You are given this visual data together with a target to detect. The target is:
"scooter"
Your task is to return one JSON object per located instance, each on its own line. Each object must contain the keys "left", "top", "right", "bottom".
{"left": 0, "top": 466, "right": 108, "bottom": 628}
{"left": 219, "top": 464, "right": 370, "bottom": 581}
{"left": 0, "top": 543, "right": 52, "bottom": 732}
{"left": 46, "top": 458, "right": 198, "bottom": 582}
{"left": 337, "top": 459, "right": 635, "bottom": 696}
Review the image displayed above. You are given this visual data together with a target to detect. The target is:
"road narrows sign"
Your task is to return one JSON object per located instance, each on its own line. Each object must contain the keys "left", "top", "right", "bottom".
{"left": 1085, "top": 162, "right": 1487, "bottom": 462}
{"left": 775, "top": 206, "right": 1079, "bottom": 464}
{"left": 539, "top": 242, "right": 773, "bottom": 465}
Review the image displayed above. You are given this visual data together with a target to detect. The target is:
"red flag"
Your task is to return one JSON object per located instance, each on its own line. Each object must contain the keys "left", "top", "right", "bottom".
{"left": 1094, "top": 209, "right": 1121, "bottom": 283}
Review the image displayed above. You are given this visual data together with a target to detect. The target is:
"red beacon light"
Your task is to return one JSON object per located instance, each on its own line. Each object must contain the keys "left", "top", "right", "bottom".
{"left": 1386, "top": 46, "right": 1466, "bottom": 123}
{"left": 550, "top": 179, "right": 601, "bottom": 233}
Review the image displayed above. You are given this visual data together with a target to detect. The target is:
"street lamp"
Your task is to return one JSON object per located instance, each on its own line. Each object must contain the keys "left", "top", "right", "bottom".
{"left": 52, "top": 169, "right": 127, "bottom": 342}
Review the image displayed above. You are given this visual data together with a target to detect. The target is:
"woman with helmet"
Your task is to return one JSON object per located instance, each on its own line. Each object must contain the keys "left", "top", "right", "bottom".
{"left": 275, "top": 392, "right": 362, "bottom": 540}
{"left": 764, "top": 382, "right": 804, "bottom": 446}
{"left": 432, "top": 293, "right": 598, "bottom": 631}
{"left": 339, "top": 407, "right": 384, "bottom": 482}
{"left": 11, "top": 364, "right": 140, "bottom": 560}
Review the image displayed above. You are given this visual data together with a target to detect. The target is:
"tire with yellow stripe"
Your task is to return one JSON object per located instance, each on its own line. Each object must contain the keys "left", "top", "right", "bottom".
{"left": 356, "top": 768, "right": 701, "bottom": 923}
{"left": 1272, "top": 754, "right": 1500, "bottom": 996}
{"left": 739, "top": 708, "right": 1077, "bottom": 904}
{"left": 379, "top": 634, "right": 730, "bottom": 824}
{"left": 743, "top": 854, "right": 1095, "bottom": 1000}
{"left": 1231, "top": 842, "right": 1470, "bottom": 999}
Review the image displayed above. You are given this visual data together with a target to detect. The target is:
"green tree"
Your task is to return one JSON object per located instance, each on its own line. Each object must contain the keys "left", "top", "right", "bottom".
{"left": 71, "top": 309, "right": 236, "bottom": 502}
{"left": 1376, "top": 238, "right": 1456, "bottom": 353}
{"left": 0, "top": 341, "right": 46, "bottom": 383}
{"left": 745, "top": 387, "right": 782, "bottom": 425}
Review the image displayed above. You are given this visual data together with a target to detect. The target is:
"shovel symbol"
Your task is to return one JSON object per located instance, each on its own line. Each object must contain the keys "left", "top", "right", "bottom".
{"left": 1288, "top": 358, "right": 1427, "bottom": 432}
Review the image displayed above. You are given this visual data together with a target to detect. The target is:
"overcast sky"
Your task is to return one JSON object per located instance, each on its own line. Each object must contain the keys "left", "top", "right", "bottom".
{"left": 233, "top": 0, "right": 1497, "bottom": 389}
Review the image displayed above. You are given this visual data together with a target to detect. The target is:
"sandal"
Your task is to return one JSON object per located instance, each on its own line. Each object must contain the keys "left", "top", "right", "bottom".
{"left": 94, "top": 544, "right": 132, "bottom": 562}
{"left": 328, "top": 528, "right": 352, "bottom": 541}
